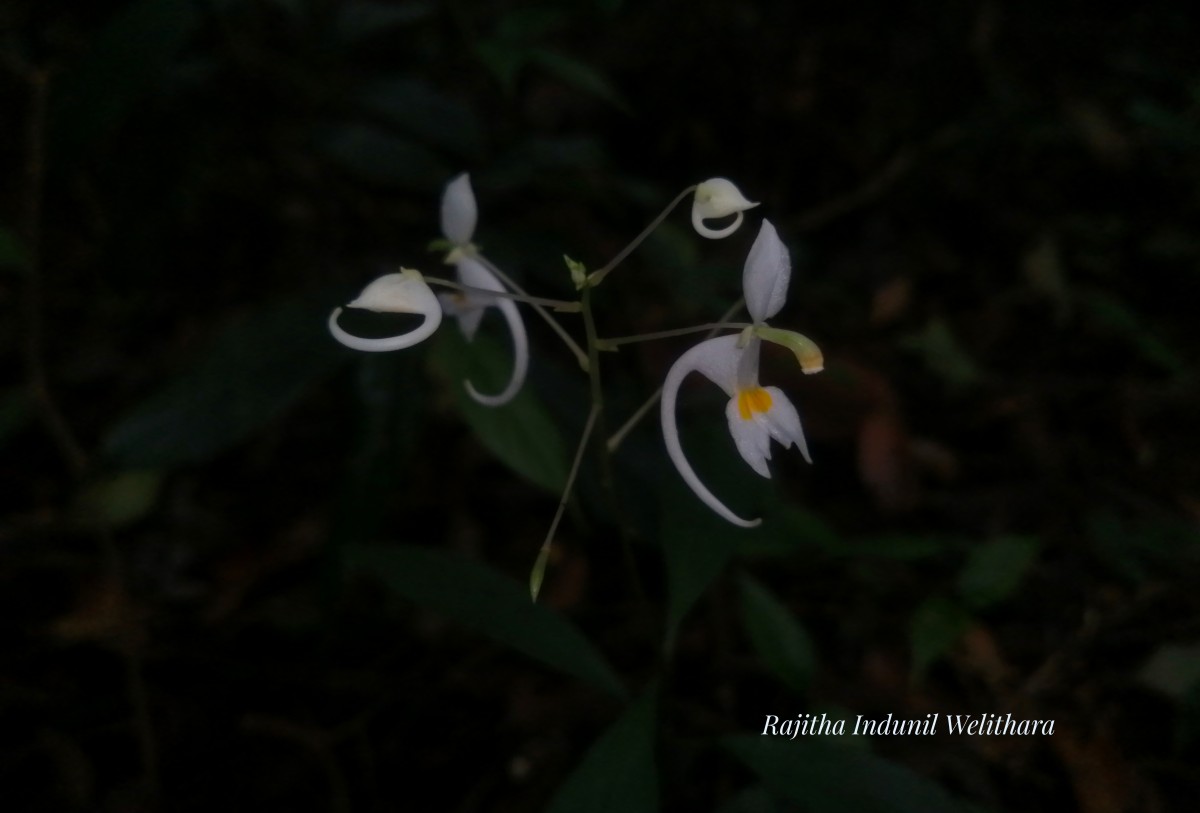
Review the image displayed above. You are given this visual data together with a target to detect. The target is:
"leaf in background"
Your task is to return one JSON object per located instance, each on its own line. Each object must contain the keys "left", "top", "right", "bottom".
{"left": 1078, "top": 288, "right": 1187, "bottom": 374}
{"left": 345, "top": 544, "right": 624, "bottom": 696}
{"left": 725, "top": 736, "right": 975, "bottom": 813}
{"left": 0, "top": 388, "right": 33, "bottom": 450}
{"left": 715, "top": 785, "right": 785, "bottom": 813}
{"left": 50, "top": 0, "right": 199, "bottom": 162}
{"left": 738, "top": 573, "right": 816, "bottom": 694}
{"left": 485, "top": 136, "right": 607, "bottom": 190}
{"left": 900, "top": 318, "right": 981, "bottom": 389}
{"left": 851, "top": 534, "right": 954, "bottom": 560}
{"left": 103, "top": 295, "right": 349, "bottom": 468}
{"left": 737, "top": 505, "right": 841, "bottom": 558}
{"left": 431, "top": 329, "right": 568, "bottom": 493}
{"left": 910, "top": 596, "right": 973, "bottom": 679}
{"left": 75, "top": 470, "right": 164, "bottom": 527}
{"left": 661, "top": 481, "right": 744, "bottom": 648}
{"left": 528, "top": 49, "right": 632, "bottom": 113}
{"left": 355, "top": 77, "right": 485, "bottom": 160}
{"left": 955, "top": 535, "right": 1040, "bottom": 610}
{"left": 1138, "top": 643, "right": 1200, "bottom": 700}
{"left": 313, "top": 124, "right": 450, "bottom": 192}
{"left": 545, "top": 686, "right": 657, "bottom": 813}
{"left": 335, "top": 0, "right": 434, "bottom": 44}
{"left": 0, "top": 227, "right": 30, "bottom": 272}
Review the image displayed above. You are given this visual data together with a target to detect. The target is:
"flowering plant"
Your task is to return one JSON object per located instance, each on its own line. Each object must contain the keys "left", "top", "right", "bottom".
{"left": 328, "top": 174, "right": 823, "bottom": 596}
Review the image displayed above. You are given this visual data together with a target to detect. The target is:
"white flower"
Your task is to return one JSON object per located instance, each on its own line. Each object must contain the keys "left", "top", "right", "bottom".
{"left": 661, "top": 335, "right": 810, "bottom": 527}
{"left": 441, "top": 172, "right": 478, "bottom": 251}
{"left": 691, "top": 177, "right": 759, "bottom": 239}
{"left": 437, "top": 173, "right": 530, "bottom": 407}
{"left": 661, "top": 218, "right": 815, "bottom": 526}
{"left": 328, "top": 269, "right": 443, "bottom": 352}
{"left": 440, "top": 255, "right": 529, "bottom": 407}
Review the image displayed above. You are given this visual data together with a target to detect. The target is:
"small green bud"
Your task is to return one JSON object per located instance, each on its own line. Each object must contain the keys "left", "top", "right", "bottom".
{"left": 564, "top": 255, "right": 588, "bottom": 290}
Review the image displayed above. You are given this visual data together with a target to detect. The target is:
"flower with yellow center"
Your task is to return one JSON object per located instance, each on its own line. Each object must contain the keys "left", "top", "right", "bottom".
{"left": 661, "top": 219, "right": 818, "bottom": 526}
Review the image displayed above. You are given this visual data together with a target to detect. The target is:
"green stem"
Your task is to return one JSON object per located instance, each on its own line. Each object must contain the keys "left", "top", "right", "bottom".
{"left": 473, "top": 254, "right": 590, "bottom": 371}
{"left": 425, "top": 277, "right": 581, "bottom": 312}
{"left": 606, "top": 298, "right": 747, "bottom": 454}
{"left": 598, "top": 321, "right": 752, "bottom": 350}
{"left": 531, "top": 402, "right": 600, "bottom": 601}
{"left": 587, "top": 185, "right": 697, "bottom": 287}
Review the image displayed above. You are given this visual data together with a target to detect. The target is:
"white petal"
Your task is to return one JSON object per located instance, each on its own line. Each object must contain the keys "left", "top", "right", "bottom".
{"left": 456, "top": 255, "right": 503, "bottom": 298}
{"left": 661, "top": 337, "right": 762, "bottom": 527}
{"left": 692, "top": 209, "right": 745, "bottom": 240}
{"left": 670, "top": 334, "right": 744, "bottom": 397}
{"left": 441, "top": 173, "right": 477, "bottom": 245}
{"left": 346, "top": 269, "right": 441, "bottom": 315}
{"left": 440, "top": 292, "right": 487, "bottom": 341}
{"left": 691, "top": 178, "right": 759, "bottom": 240}
{"left": 760, "top": 386, "right": 812, "bottom": 464}
{"left": 735, "top": 336, "right": 762, "bottom": 392}
{"left": 328, "top": 306, "right": 442, "bottom": 353}
{"left": 743, "top": 219, "right": 791, "bottom": 323}
{"left": 449, "top": 256, "right": 502, "bottom": 340}
{"left": 725, "top": 399, "right": 773, "bottom": 478}
{"left": 464, "top": 293, "right": 528, "bottom": 407}
{"left": 330, "top": 270, "right": 442, "bottom": 352}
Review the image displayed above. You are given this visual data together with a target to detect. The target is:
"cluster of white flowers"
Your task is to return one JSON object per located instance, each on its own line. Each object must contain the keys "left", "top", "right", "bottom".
{"left": 328, "top": 174, "right": 822, "bottom": 527}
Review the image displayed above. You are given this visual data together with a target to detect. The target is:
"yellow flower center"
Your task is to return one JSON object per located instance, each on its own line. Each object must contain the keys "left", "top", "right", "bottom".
{"left": 736, "top": 387, "right": 773, "bottom": 420}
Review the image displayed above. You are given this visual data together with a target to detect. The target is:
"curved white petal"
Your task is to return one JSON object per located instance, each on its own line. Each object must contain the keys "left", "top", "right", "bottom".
{"left": 725, "top": 399, "right": 773, "bottom": 478}
{"left": 329, "top": 270, "right": 444, "bottom": 352}
{"left": 760, "top": 386, "right": 812, "bottom": 463}
{"left": 441, "top": 173, "right": 477, "bottom": 245}
{"left": 661, "top": 337, "right": 762, "bottom": 527}
{"left": 464, "top": 293, "right": 528, "bottom": 406}
{"left": 451, "top": 256, "right": 528, "bottom": 406}
{"left": 328, "top": 305, "right": 442, "bottom": 352}
{"left": 691, "top": 178, "right": 758, "bottom": 240}
{"left": 346, "top": 270, "right": 441, "bottom": 315}
{"left": 743, "top": 219, "right": 791, "bottom": 323}
{"left": 691, "top": 209, "right": 744, "bottom": 240}
{"left": 674, "top": 334, "right": 743, "bottom": 396}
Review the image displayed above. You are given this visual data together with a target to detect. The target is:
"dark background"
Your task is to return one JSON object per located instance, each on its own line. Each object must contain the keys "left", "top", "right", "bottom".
{"left": 1, "top": 0, "right": 1198, "bottom": 810}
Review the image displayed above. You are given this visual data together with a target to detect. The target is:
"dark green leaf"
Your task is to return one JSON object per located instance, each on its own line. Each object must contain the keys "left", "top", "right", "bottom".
{"left": 910, "top": 596, "right": 973, "bottom": 679}
{"left": 738, "top": 574, "right": 816, "bottom": 693}
{"left": 345, "top": 544, "right": 624, "bottom": 696}
{"left": 0, "top": 227, "right": 30, "bottom": 271}
{"left": 50, "top": 0, "right": 199, "bottom": 161}
{"left": 314, "top": 124, "right": 450, "bottom": 191}
{"left": 432, "top": 329, "right": 569, "bottom": 493}
{"left": 661, "top": 480, "right": 744, "bottom": 648}
{"left": 336, "top": 0, "right": 434, "bottom": 43}
{"left": 1138, "top": 643, "right": 1200, "bottom": 700}
{"left": 900, "top": 318, "right": 981, "bottom": 389}
{"left": 75, "top": 470, "right": 164, "bottom": 527}
{"left": 103, "top": 295, "right": 348, "bottom": 468}
{"left": 726, "top": 736, "right": 976, "bottom": 813}
{"left": 955, "top": 536, "right": 1040, "bottom": 609}
{"left": 851, "top": 535, "right": 954, "bottom": 559}
{"left": 356, "top": 77, "right": 485, "bottom": 159}
{"left": 1079, "top": 289, "right": 1188, "bottom": 374}
{"left": 545, "top": 686, "right": 657, "bottom": 813}
{"left": 0, "top": 388, "right": 33, "bottom": 449}
{"left": 528, "top": 49, "right": 631, "bottom": 113}
{"left": 739, "top": 506, "right": 841, "bottom": 557}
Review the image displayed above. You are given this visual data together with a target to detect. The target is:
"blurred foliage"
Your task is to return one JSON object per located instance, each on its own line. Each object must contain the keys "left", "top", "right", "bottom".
{"left": 1, "top": 0, "right": 1198, "bottom": 811}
